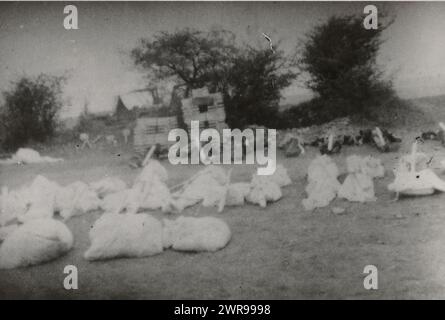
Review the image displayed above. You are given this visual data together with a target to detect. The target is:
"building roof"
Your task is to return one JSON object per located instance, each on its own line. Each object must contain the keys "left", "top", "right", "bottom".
{"left": 118, "top": 89, "right": 157, "bottom": 111}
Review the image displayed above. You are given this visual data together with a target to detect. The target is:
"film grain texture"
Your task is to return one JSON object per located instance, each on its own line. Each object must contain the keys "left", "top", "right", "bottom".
{"left": 1, "top": 1, "right": 445, "bottom": 300}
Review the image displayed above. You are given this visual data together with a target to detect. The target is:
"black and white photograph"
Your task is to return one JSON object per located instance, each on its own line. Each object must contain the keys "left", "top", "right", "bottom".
{"left": 1, "top": 0, "right": 445, "bottom": 303}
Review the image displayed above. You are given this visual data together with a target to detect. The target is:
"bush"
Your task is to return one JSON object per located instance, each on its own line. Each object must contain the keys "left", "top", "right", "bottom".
{"left": 224, "top": 46, "right": 297, "bottom": 129}
{"left": 0, "top": 74, "right": 65, "bottom": 150}
{"left": 297, "top": 14, "right": 397, "bottom": 119}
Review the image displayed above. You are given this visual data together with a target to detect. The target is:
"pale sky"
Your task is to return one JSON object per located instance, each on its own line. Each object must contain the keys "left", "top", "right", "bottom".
{"left": 1, "top": 1, "right": 445, "bottom": 117}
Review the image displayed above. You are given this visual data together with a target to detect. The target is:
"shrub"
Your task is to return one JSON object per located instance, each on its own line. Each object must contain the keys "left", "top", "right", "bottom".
{"left": 0, "top": 74, "right": 65, "bottom": 150}
{"left": 297, "top": 14, "right": 397, "bottom": 119}
{"left": 224, "top": 46, "right": 297, "bottom": 129}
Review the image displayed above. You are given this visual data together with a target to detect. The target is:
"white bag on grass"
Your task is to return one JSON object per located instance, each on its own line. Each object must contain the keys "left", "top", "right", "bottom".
{"left": 84, "top": 213, "right": 164, "bottom": 261}
{"left": 0, "top": 187, "right": 28, "bottom": 226}
{"left": 302, "top": 155, "right": 340, "bottom": 210}
{"left": 162, "top": 216, "right": 231, "bottom": 252}
{"left": 17, "top": 175, "right": 60, "bottom": 223}
{"left": 338, "top": 173, "right": 376, "bottom": 202}
{"left": 55, "top": 181, "right": 101, "bottom": 220}
{"left": 0, "top": 148, "right": 63, "bottom": 165}
{"left": 226, "top": 183, "right": 251, "bottom": 206}
{"left": 0, "top": 219, "right": 73, "bottom": 269}
{"left": 246, "top": 175, "right": 282, "bottom": 208}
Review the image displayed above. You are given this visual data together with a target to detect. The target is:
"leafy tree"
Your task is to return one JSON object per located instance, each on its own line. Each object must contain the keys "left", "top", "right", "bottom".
{"left": 131, "top": 28, "right": 237, "bottom": 95}
{"left": 225, "top": 46, "right": 297, "bottom": 128}
{"left": 298, "top": 14, "right": 395, "bottom": 117}
{"left": 0, "top": 74, "right": 65, "bottom": 149}
{"left": 131, "top": 28, "right": 297, "bottom": 128}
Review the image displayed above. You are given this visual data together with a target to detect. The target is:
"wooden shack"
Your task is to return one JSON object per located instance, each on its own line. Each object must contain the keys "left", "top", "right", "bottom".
{"left": 180, "top": 87, "right": 227, "bottom": 133}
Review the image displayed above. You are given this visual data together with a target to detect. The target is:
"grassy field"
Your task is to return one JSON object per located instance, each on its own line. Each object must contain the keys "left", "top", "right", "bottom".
{"left": 2, "top": 98, "right": 445, "bottom": 299}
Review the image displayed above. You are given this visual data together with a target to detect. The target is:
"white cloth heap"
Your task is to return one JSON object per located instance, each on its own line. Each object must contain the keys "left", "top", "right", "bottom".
{"left": 84, "top": 213, "right": 231, "bottom": 261}
{"left": 0, "top": 148, "right": 63, "bottom": 165}
{"left": 388, "top": 142, "right": 445, "bottom": 196}
{"left": 55, "top": 181, "right": 101, "bottom": 220}
{"left": 0, "top": 175, "right": 101, "bottom": 224}
{"left": 302, "top": 155, "right": 340, "bottom": 211}
{"left": 246, "top": 175, "right": 282, "bottom": 208}
{"left": 337, "top": 155, "right": 384, "bottom": 203}
{"left": 172, "top": 166, "right": 228, "bottom": 212}
{"left": 0, "top": 219, "right": 73, "bottom": 269}
{"left": 84, "top": 213, "right": 164, "bottom": 261}
{"left": 173, "top": 164, "right": 289, "bottom": 211}
{"left": 162, "top": 216, "right": 231, "bottom": 252}
{"left": 101, "top": 160, "right": 174, "bottom": 214}
{"left": 226, "top": 183, "right": 251, "bottom": 207}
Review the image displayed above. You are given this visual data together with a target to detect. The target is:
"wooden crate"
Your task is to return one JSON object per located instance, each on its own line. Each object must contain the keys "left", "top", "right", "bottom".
{"left": 181, "top": 91, "right": 226, "bottom": 134}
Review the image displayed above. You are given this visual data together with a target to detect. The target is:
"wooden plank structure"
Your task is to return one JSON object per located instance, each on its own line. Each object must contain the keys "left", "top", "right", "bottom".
{"left": 181, "top": 87, "right": 227, "bottom": 133}
{"left": 133, "top": 116, "right": 178, "bottom": 154}
{"left": 132, "top": 86, "right": 227, "bottom": 158}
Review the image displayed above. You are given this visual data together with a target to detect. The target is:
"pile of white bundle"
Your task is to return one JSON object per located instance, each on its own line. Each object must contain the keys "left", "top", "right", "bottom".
{"left": 337, "top": 155, "right": 381, "bottom": 203}
{"left": 101, "top": 160, "right": 174, "bottom": 214}
{"left": 139, "top": 176, "right": 174, "bottom": 212}
{"left": 246, "top": 175, "right": 282, "bottom": 208}
{"left": 136, "top": 159, "right": 169, "bottom": 184}
{"left": 338, "top": 174, "right": 375, "bottom": 203}
{"left": 89, "top": 177, "right": 127, "bottom": 198}
{"left": 84, "top": 213, "right": 231, "bottom": 261}
{"left": 1, "top": 175, "right": 101, "bottom": 225}
{"left": 84, "top": 213, "right": 164, "bottom": 261}
{"left": 395, "top": 152, "right": 429, "bottom": 174}
{"left": 0, "top": 219, "right": 73, "bottom": 269}
{"left": 269, "top": 164, "right": 292, "bottom": 187}
{"left": 101, "top": 189, "right": 135, "bottom": 214}
{"left": 173, "top": 164, "right": 291, "bottom": 211}
{"left": 0, "top": 148, "right": 63, "bottom": 165}
{"left": 144, "top": 161, "right": 174, "bottom": 212}
{"left": 388, "top": 170, "right": 445, "bottom": 196}
{"left": 172, "top": 166, "right": 228, "bottom": 212}
{"left": 136, "top": 160, "right": 173, "bottom": 212}
{"left": 0, "top": 186, "right": 28, "bottom": 226}
{"left": 302, "top": 155, "right": 340, "bottom": 211}
{"left": 388, "top": 142, "right": 445, "bottom": 197}
{"left": 200, "top": 184, "right": 228, "bottom": 208}
{"left": 163, "top": 216, "right": 231, "bottom": 252}
{"left": 226, "top": 182, "right": 251, "bottom": 207}
{"left": 55, "top": 181, "right": 101, "bottom": 220}
{"left": 360, "top": 156, "right": 385, "bottom": 179}
{"left": 17, "top": 175, "right": 60, "bottom": 223}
